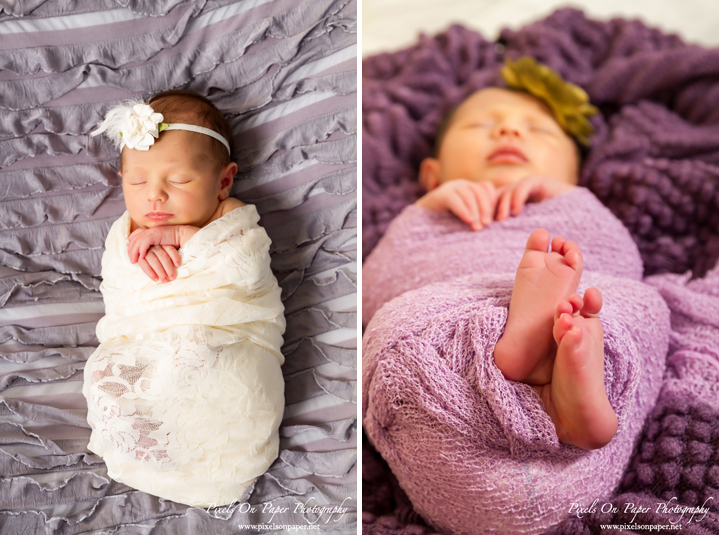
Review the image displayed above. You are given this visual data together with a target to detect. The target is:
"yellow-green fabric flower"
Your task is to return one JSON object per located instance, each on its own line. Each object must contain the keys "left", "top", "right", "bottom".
{"left": 501, "top": 56, "right": 598, "bottom": 146}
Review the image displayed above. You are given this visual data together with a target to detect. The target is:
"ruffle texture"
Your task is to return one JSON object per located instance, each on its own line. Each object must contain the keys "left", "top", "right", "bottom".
{"left": 0, "top": 0, "right": 357, "bottom": 532}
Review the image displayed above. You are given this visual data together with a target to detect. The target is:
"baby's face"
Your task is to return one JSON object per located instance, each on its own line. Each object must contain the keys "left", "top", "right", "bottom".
{"left": 120, "top": 131, "right": 235, "bottom": 229}
{"left": 420, "top": 88, "right": 579, "bottom": 190}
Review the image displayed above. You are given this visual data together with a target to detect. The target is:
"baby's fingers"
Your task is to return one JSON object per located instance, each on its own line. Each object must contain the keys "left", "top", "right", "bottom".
{"left": 146, "top": 247, "right": 176, "bottom": 283}
{"left": 509, "top": 177, "right": 540, "bottom": 216}
{"left": 471, "top": 182, "right": 497, "bottom": 227}
{"left": 496, "top": 188, "right": 514, "bottom": 221}
{"left": 449, "top": 188, "right": 481, "bottom": 230}
{"left": 137, "top": 258, "right": 160, "bottom": 283}
{"left": 162, "top": 245, "right": 181, "bottom": 268}
{"left": 128, "top": 236, "right": 151, "bottom": 263}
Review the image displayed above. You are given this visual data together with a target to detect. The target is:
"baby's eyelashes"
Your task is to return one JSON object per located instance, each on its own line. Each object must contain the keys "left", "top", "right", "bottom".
{"left": 466, "top": 121, "right": 494, "bottom": 129}
{"left": 528, "top": 123, "right": 560, "bottom": 135}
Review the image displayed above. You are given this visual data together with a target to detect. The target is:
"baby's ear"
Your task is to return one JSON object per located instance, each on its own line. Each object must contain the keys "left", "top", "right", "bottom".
{"left": 218, "top": 162, "right": 238, "bottom": 200}
{"left": 418, "top": 157, "right": 441, "bottom": 191}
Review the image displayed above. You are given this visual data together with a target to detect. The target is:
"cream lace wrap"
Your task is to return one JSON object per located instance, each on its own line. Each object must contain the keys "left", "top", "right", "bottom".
{"left": 82, "top": 205, "right": 286, "bottom": 507}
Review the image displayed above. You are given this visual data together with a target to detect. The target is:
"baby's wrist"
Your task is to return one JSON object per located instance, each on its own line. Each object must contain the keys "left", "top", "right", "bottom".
{"left": 178, "top": 225, "right": 200, "bottom": 246}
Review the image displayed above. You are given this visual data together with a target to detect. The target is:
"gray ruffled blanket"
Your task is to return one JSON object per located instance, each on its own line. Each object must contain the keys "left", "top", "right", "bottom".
{"left": 0, "top": 0, "right": 357, "bottom": 532}
{"left": 362, "top": 8, "right": 719, "bottom": 535}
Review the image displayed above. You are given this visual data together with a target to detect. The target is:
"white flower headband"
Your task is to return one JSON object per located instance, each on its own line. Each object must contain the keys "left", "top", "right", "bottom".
{"left": 90, "top": 100, "right": 231, "bottom": 154}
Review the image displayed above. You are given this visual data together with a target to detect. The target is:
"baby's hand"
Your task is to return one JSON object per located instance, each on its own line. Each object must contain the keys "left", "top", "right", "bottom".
{"left": 137, "top": 244, "right": 181, "bottom": 283}
{"left": 495, "top": 175, "right": 575, "bottom": 221}
{"left": 415, "top": 179, "right": 499, "bottom": 231}
{"left": 128, "top": 226, "right": 184, "bottom": 284}
{"left": 128, "top": 226, "right": 182, "bottom": 264}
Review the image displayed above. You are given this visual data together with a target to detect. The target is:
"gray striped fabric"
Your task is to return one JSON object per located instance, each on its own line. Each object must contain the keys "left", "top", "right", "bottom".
{"left": 0, "top": 0, "right": 357, "bottom": 533}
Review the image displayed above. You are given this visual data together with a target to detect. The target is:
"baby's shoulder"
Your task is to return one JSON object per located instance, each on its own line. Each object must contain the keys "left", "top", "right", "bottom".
{"left": 219, "top": 197, "right": 245, "bottom": 217}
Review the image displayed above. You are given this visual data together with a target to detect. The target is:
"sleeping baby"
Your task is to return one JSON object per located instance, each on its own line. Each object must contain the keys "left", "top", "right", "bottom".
{"left": 362, "top": 58, "right": 670, "bottom": 534}
{"left": 83, "top": 90, "right": 285, "bottom": 508}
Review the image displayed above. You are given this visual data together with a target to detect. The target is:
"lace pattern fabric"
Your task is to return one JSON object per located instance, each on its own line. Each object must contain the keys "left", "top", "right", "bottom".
{"left": 83, "top": 206, "right": 286, "bottom": 507}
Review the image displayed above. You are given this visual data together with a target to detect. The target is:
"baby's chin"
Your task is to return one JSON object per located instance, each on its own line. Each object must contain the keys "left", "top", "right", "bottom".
{"left": 478, "top": 168, "right": 534, "bottom": 188}
{"left": 129, "top": 215, "right": 190, "bottom": 231}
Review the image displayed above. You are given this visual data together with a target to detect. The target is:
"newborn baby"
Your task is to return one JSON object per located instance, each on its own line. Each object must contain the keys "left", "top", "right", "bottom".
{"left": 83, "top": 90, "right": 285, "bottom": 508}
{"left": 415, "top": 85, "right": 616, "bottom": 449}
{"left": 362, "top": 58, "right": 669, "bottom": 534}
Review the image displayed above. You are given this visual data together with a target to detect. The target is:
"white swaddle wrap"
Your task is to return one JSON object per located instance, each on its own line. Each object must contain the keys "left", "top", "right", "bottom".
{"left": 82, "top": 205, "right": 286, "bottom": 507}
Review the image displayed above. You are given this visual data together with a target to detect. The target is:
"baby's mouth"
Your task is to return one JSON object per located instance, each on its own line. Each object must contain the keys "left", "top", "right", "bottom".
{"left": 487, "top": 146, "right": 528, "bottom": 165}
{"left": 146, "top": 212, "right": 174, "bottom": 221}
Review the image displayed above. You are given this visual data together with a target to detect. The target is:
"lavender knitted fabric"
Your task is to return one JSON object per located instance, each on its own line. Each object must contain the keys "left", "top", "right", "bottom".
{"left": 362, "top": 8, "right": 719, "bottom": 277}
{"left": 544, "top": 265, "right": 719, "bottom": 534}
{"left": 362, "top": 189, "right": 671, "bottom": 534}
{"left": 363, "top": 188, "right": 639, "bottom": 326}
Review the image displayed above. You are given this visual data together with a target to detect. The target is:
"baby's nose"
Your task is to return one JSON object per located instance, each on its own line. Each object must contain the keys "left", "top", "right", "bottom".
{"left": 497, "top": 123, "right": 522, "bottom": 137}
{"left": 147, "top": 184, "right": 168, "bottom": 202}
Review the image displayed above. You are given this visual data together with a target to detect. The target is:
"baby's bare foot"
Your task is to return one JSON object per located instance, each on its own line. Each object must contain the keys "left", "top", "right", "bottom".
{"left": 494, "top": 228, "right": 583, "bottom": 384}
{"left": 534, "top": 289, "right": 618, "bottom": 450}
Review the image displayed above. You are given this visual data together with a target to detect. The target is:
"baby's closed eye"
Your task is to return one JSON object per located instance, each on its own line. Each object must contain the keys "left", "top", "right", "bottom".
{"left": 467, "top": 120, "right": 494, "bottom": 129}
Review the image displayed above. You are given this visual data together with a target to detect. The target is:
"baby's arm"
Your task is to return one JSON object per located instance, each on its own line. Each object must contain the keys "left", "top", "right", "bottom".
{"left": 127, "top": 198, "right": 244, "bottom": 283}
{"left": 128, "top": 225, "right": 199, "bottom": 283}
{"left": 128, "top": 225, "right": 198, "bottom": 263}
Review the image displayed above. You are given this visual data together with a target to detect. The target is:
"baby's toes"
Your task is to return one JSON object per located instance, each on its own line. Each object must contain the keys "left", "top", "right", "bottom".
{"left": 562, "top": 241, "right": 583, "bottom": 271}
{"left": 525, "top": 228, "right": 550, "bottom": 253}
{"left": 568, "top": 293, "right": 584, "bottom": 314}
{"left": 553, "top": 311, "right": 575, "bottom": 344}
{"left": 555, "top": 300, "right": 573, "bottom": 321}
{"left": 581, "top": 287, "right": 603, "bottom": 317}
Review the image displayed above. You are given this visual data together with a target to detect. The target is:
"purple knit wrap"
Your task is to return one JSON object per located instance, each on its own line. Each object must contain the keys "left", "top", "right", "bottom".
{"left": 363, "top": 189, "right": 671, "bottom": 534}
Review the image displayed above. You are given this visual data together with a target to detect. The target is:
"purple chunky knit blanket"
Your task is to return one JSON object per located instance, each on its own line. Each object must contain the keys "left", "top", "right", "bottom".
{"left": 363, "top": 10, "right": 719, "bottom": 534}
{"left": 364, "top": 189, "right": 672, "bottom": 534}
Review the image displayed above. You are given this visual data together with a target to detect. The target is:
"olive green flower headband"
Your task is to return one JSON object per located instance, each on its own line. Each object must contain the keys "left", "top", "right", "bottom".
{"left": 501, "top": 56, "right": 598, "bottom": 146}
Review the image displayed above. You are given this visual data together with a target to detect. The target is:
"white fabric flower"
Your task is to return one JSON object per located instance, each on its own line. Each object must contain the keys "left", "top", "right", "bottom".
{"left": 122, "top": 104, "right": 165, "bottom": 151}
{"left": 90, "top": 99, "right": 167, "bottom": 151}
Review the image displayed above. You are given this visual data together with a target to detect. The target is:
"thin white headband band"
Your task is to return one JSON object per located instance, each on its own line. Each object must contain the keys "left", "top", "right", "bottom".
{"left": 157, "top": 124, "right": 231, "bottom": 155}
{"left": 90, "top": 100, "right": 232, "bottom": 155}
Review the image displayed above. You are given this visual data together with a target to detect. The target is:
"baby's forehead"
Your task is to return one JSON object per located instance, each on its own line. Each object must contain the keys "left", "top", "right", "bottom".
{"left": 454, "top": 87, "right": 553, "bottom": 119}
{"left": 120, "top": 133, "right": 214, "bottom": 173}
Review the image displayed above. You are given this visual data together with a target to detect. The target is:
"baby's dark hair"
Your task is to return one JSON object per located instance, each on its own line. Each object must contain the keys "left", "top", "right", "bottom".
{"left": 432, "top": 104, "right": 460, "bottom": 158}
{"left": 120, "top": 89, "right": 234, "bottom": 172}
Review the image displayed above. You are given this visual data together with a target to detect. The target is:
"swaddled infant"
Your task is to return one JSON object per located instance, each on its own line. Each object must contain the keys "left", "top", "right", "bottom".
{"left": 82, "top": 90, "right": 285, "bottom": 507}
{"left": 362, "top": 59, "right": 670, "bottom": 535}
{"left": 384, "top": 84, "right": 617, "bottom": 449}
